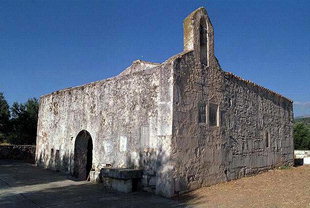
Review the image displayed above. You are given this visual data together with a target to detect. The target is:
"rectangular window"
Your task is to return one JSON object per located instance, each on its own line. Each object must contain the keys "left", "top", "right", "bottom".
{"left": 208, "top": 103, "right": 219, "bottom": 127}
{"left": 265, "top": 131, "right": 269, "bottom": 148}
{"left": 198, "top": 103, "right": 206, "bottom": 123}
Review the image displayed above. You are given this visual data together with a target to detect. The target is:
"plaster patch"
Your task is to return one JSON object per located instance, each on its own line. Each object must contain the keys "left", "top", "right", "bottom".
{"left": 130, "top": 151, "right": 140, "bottom": 167}
{"left": 119, "top": 136, "right": 127, "bottom": 152}
{"left": 103, "top": 141, "right": 113, "bottom": 155}
{"left": 140, "top": 126, "right": 150, "bottom": 148}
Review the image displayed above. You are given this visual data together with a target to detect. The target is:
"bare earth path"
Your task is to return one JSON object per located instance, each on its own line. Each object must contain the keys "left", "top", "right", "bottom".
{"left": 178, "top": 165, "right": 310, "bottom": 208}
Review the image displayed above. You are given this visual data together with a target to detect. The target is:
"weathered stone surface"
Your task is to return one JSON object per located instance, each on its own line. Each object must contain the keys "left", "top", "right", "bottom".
{"left": 89, "top": 170, "right": 102, "bottom": 183}
{"left": 149, "top": 176, "right": 157, "bottom": 186}
{"left": 36, "top": 55, "right": 174, "bottom": 196}
{"left": 119, "top": 60, "right": 160, "bottom": 76}
{"left": 171, "top": 8, "right": 293, "bottom": 195}
{"left": 101, "top": 168, "right": 143, "bottom": 179}
{"left": 0, "top": 145, "right": 35, "bottom": 163}
{"left": 110, "top": 178, "right": 133, "bottom": 193}
{"left": 36, "top": 7, "right": 294, "bottom": 197}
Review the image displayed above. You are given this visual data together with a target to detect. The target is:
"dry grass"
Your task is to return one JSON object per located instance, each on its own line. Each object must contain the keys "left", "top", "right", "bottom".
{"left": 0, "top": 142, "right": 11, "bottom": 146}
{"left": 180, "top": 166, "right": 310, "bottom": 208}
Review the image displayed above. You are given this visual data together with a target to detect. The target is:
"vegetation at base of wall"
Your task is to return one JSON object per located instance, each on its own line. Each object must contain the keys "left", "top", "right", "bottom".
{"left": 278, "top": 165, "right": 291, "bottom": 170}
{"left": 293, "top": 117, "right": 310, "bottom": 150}
{"left": 0, "top": 92, "right": 38, "bottom": 145}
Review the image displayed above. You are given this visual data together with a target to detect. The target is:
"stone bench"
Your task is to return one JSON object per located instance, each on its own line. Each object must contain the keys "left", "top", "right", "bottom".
{"left": 100, "top": 168, "right": 143, "bottom": 193}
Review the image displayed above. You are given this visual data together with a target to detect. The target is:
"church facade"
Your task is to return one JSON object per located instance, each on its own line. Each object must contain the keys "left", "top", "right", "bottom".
{"left": 36, "top": 8, "right": 294, "bottom": 197}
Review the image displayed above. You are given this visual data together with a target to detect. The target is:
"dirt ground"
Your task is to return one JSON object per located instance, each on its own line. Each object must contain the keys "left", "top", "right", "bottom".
{"left": 1, "top": 160, "right": 309, "bottom": 208}
{"left": 178, "top": 165, "right": 310, "bottom": 208}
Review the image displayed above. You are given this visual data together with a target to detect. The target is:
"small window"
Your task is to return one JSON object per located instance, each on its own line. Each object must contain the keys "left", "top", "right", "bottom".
{"left": 199, "top": 19, "right": 208, "bottom": 66}
{"left": 208, "top": 103, "right": 219, "bottom": 126}
{"left": 277, "top": 128, "right": 282, "bottom": 151}
{"left": 198, "top": 103, "right": 206, "bottom": 123}
{"left": 265, "top": 131, "right": 269, "bottom": 148}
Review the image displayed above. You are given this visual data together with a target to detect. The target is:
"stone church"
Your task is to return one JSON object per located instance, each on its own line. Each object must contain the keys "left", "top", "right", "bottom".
{"left": 36, "top": 7, "right": 294, "bottom": 197}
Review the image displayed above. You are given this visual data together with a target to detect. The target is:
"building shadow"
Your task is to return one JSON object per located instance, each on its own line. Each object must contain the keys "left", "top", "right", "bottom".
{"left": 0, "top": 180, "right": 187, "bottom": 208}
{"left": 0, "top": 159, "right": 72, "bottom": 188}
{"left": 0, "top": 159, "right": 190, "bottom": 208}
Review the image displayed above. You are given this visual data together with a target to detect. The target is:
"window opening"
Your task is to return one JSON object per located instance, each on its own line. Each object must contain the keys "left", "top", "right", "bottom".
{"left": 265, "top": 131, "right": 269, "bottom": 148}
{"left": 198, "top": 103, "right": 206, "bottom": 123}
{"left": 199, "top": 19, "right": 208, "bottom": 66}
{"left": 209, "top": 103, "right": 219, "bottom": 127}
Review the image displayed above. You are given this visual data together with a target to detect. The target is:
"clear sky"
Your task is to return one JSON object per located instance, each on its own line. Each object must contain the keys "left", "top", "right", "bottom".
{"left": 0, "top": 0, "right": 309, "bottom": 117}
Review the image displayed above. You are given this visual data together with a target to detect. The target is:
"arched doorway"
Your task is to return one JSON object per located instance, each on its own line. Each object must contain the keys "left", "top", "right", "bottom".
{"left": 73, "top": 130, "right": 93, "bottom": 180}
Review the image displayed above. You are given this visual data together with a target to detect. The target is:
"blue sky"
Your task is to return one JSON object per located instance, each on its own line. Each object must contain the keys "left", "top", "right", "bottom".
{"left": 0, "top": 0, "right": 309, "bottom": 117}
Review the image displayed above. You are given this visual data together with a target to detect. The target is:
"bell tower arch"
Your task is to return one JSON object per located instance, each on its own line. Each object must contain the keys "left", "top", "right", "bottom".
{"left": 199, "top": 18, "right": 208, "bottom": 66}
{"left": 183, "top": 7, "right": 215, "bottom": 67}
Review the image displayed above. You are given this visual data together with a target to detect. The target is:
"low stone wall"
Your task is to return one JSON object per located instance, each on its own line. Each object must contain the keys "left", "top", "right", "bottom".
{"left": 0, "top": 145, "right": 36, "bottom": 163}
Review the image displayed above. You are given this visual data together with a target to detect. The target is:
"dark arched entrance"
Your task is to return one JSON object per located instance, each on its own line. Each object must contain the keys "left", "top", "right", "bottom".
{"left": 73, "top": 130, "right": 93, "bottom": 180}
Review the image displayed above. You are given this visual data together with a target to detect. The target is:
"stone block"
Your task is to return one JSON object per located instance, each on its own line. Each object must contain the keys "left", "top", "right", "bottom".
{"left": 111, "top": 179, "right": 132, "bottom": 193}
{"left": 149, "top": 176, "right": 156, "bottom": 186}
{"left": 141, "top": 175, "right": 149, "bottom": 186}
{"left": 89, "top": 170, "right": 101, "bottom": 183}
{"left": 101, "top": 168, "right": 143, "bottom": 180}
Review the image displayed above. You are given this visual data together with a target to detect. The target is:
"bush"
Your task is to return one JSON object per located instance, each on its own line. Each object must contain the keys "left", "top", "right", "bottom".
{"left": 8, "top": 98, "right": 39, "bottom": 145}
{"left": 293, "top": 122, "right": 310, "bottom": 150}
{"left": 0, "top": 92, "right": 10, "bottom": 143}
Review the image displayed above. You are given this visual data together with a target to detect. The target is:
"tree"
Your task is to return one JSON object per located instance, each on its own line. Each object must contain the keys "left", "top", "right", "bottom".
{"left": 0, "top": 92, "right": 10, "bottom": 142}
{"left": 293, "top": 122, "right": 310, "bottom": 150}
{"left": 8, "top": 98, "right": 39, "bottom": 145}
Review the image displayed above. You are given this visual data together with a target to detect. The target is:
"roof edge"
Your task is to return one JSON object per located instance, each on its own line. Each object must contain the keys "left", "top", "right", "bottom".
{"left": 224, "top": 71, "right": 293, "bottom": 103}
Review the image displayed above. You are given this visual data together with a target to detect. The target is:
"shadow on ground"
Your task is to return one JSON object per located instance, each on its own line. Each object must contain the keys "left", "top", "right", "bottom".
{"left": 0, "top": 160, "right": 70, "bottom": 187}
{"left": 0, "top": 160, "right": 193, "bottom": 208}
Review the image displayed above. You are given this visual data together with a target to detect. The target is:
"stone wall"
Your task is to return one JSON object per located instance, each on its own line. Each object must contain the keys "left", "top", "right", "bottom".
{"left": 171, "top": 50, "right": 293, "bottom": 195}
{"left": 172, "top": 52, "right": 228, "bottom": 194}
{"left": 223, "top": 72, "right": 294, "bottom": 179}
{"left": 170, "top": 7, "right": 293, "bottom": 196}
{"left": 36, "top": 60, "right": 175, "bottom": 196}
{"left": 0, "top": 145, "right": 36, "bottom": 163}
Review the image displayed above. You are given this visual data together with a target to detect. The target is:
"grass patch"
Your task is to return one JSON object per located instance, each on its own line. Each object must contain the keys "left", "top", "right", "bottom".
{"left": 278, "top": 165, "right": 291, "bottom": 170}
{"left": 0, "top": 141, "right": 11, "bottom": 146}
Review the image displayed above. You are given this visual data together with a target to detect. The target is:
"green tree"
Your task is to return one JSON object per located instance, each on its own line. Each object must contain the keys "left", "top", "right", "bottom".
{"left": 9, "top": 98, "right": 39, "bottom": 145}
{"left": 293, "top": 122, "right": 310, "bottom": 150}
{"left": 0, "top": 92, "right": 10, "bottom": 142}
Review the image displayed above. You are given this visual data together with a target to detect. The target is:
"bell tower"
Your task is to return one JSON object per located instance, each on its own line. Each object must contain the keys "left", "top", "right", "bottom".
{"left": 183, "top": 7, "right": 215, "bottom": 67}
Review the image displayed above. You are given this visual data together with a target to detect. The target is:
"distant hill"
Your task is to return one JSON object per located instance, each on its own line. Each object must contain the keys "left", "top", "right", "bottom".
{"left": 294, "top": 117, "right": 310, "bottom": 125}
